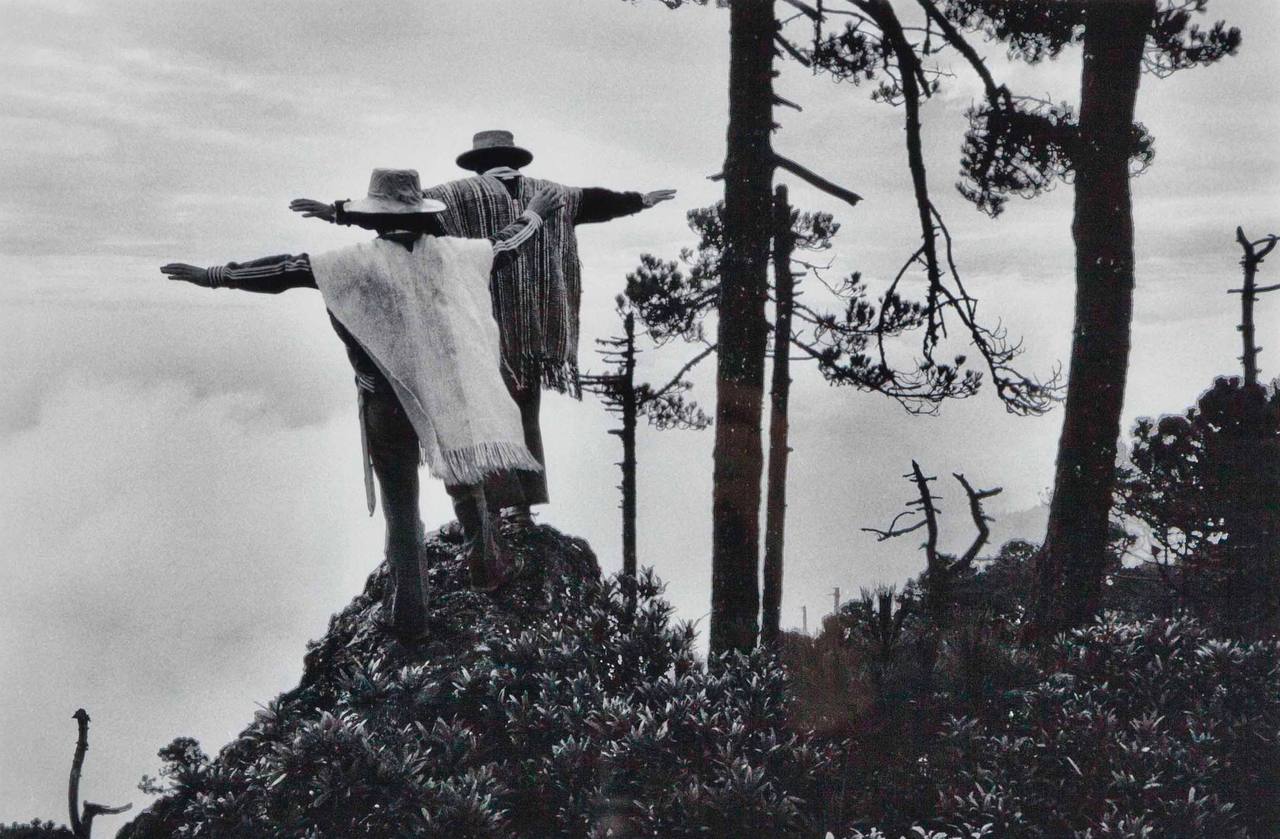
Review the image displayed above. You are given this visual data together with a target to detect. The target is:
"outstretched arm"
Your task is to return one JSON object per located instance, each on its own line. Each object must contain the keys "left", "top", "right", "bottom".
{"left": 290, "top": 198, "right": 348, "bottom": 226}
{"left": 161, "top": 254, "right": 318, "bottom": 293}
{"left": 291, "top": 198, "right": 443, "bottom": 234}
{"left": 576, "top": 187, "right": 676, "bottom": 225}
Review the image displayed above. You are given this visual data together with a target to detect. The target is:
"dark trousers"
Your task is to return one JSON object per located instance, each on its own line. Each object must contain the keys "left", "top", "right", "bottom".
{"left": 362, "top": 389, "right": 423, "bottom": 545}
{"left": 363, "top": 387, "right": 504, "bottom": 536}
{"left": 501, "top": 369, "right": 550, "bottom": 508}
{"left": 362, "top": 388, "right": 428, "bottom": 630}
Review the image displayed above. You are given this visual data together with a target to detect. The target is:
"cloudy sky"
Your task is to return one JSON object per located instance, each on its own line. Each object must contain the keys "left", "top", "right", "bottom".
{"left": 2, "top": 0, "right": 1277, "bottom": 827}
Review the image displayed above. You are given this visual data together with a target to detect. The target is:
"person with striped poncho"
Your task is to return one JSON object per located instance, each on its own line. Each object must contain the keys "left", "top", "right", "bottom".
{"left": 161, "top": 168, "right": 564, "bottom": 640}
{"left": 291, "top": 130, "right": 676, "bottom": 526}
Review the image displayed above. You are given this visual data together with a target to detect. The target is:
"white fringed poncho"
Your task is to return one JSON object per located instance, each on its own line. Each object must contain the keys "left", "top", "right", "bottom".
{"left": 311, "top": 235, "right": 541, "bottom": 487}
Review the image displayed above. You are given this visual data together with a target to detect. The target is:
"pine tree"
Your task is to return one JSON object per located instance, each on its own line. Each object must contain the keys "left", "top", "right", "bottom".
{"left": 582, "top": 299, "right": 710, "bottom": 619}
{"left": 633, "top": 0, "right": 1052, "bottom": 653}
{"left": 1115, "top": 226, "right": 1280, "bottom": 635}
{"left": 939, "top": 0, "right": 1241, "bottom": 632}
{"left": 629, "top": 196, "right": 988, "bottom": 645}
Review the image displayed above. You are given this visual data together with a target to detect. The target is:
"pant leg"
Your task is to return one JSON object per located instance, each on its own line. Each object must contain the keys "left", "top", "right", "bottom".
{"left": 446, "top": 481, "right": 511, "bottom": 587}
{"left": 502, "top": 368, "right": 549, "bottom": 507}
{"left": 363, "top": 388, "right": 427, "bottom": 629}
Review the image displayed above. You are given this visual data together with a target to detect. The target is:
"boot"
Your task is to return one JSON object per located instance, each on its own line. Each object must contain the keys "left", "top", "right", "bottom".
{"left": 454, "top": 487, "right": 522, "bottom": 592}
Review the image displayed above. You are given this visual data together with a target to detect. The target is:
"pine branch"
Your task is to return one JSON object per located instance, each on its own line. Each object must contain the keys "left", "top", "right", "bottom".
{"left": 643, "top": 344, "right": 718, "bottom": 402}
{"left": 913, "top": 0, "right": 1009, "bottom": 109}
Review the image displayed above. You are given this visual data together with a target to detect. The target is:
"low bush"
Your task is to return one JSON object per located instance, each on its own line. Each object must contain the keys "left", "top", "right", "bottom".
{"left": 827, "top": 614, "right": 1280, "bottom": 838}
{"left": 121, "top": 526, "right": 837, "bottom": 838}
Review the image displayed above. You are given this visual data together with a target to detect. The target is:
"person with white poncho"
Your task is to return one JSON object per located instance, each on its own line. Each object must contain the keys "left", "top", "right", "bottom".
{"left": 161, "top": 168, "right": 564, "bottom": 639}
{"left": 290, "top": 130, "right": 678, "bottom": 528}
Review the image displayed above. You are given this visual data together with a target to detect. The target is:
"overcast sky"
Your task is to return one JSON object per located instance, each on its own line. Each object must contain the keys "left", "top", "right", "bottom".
{"left": 2, "top": 0, "right": 1277, "bottom": 827}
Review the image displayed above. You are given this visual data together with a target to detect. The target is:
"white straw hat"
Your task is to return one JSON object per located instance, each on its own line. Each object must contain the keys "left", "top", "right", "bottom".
{"left": 342, "top": 169, "right": 446, "bottom": 215}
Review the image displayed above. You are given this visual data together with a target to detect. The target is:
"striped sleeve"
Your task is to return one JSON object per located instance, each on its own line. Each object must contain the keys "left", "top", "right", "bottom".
{"left": 207, "top": 254, "right": 318, "bottom": 294}
{"left": 488, "top": 210, "right": 543, "bottom": 266}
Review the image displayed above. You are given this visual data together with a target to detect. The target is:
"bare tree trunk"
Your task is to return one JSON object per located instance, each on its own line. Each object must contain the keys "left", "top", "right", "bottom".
{"left": 1240, "top": 246, "right": 1260, "bottom": 389}
{"left": 68, "top": 708, "right": 131, "bottom": 838}
{"left": 69, "top": 709, "right": 88, "bottom": 837}
{"left": 1233, "top": 226, "right": 1279, "bottom": 388}
{"left": 620, "top": 312, "right": 639, "bottom": 616}
{"left": 1228, "top": 229, "right": 1280, "bottom": 633}
{"left": 711, "top": 0, "right": 775, "bottom": 656}
{"left": 762, "top": 184, "right": 795, "bottom": 647}
{"left": 1035, "top": 1, "right": 1155, "bottom": 634}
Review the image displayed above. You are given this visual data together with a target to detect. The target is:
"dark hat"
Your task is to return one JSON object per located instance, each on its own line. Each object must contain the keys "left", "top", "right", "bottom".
{"left": 342, "top": 168, "right": 446, "bottom": 215}
{"left": 456, "top": 130, "right": 534, "bottom": 172}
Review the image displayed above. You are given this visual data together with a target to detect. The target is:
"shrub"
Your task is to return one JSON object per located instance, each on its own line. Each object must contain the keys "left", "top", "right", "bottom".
{"left": 120, "top": 526, "right": 837, "bottom": 838}
{"left": 0, "top": 822, "right": 73, "bottom": 839}
{"left": 834, "top": 614, "right": 1280, "bottom": 838}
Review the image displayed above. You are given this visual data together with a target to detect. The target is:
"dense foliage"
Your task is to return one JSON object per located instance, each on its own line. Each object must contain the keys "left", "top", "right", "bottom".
{"left": 785, "top": 553, "right": 1280, "bottom": 838}
{"left": 1116, "top": 377, "right": 1280, "bottom": 635}
{"left": 825, "top": 613, "right": 1280, "bottom": 837}
{"left": 109, "top": 523, "right": 1280, "bottom": 838}
{"left": 119, "top": 526, "right": 838, "bottom": 838}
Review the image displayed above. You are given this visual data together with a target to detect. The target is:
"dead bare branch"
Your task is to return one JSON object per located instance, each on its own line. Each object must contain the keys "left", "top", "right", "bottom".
{"left": 773, "top": 153, "right": 863, "bottom": 207}
{"left": 773, "top": 92, "right": 804, "bottom": 112}
{"left": 951, "top": 472, "right": 1003, "bottom": 571}
{"left": 775, "top": 33, "right": 813, "bottom": 67}
{"left": 68, "top": 709, "right": 131, "bottom": 838}
{"left": 780, "top": 0, "right": 821, "bottom": 20}
{"left": 644, "top": 344, "right": 718, "bottom": 402}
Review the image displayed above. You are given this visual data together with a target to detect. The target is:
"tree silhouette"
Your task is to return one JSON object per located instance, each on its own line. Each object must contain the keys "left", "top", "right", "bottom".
{"left": 629, "top": 193, "right": 989, "bottom": 645}
{"left": 1233, "top": 226, "right": 1280, "bottom": 389}
{"left": 582, "top": 298, "right": 710, "bottom": 617}
{"left": 1116, "top": 377, "right": 1280, "bottom": 635}
{"left": 930, "top": 0, "right": 1241, "bottom": 633}
{"left": 66, "top": 710, "right": 130, "bottom": 838}
{"left": 1116, "top": 226, "right": 1280, "bottom": 635}
{"left": 862, "top": 461, "right": 1002, "bottom": 631}
{"left": 634, "top": 0, "right": 1052, "bottom": 654}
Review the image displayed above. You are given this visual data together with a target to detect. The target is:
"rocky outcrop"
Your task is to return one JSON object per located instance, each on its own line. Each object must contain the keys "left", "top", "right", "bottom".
{"left": 118, "top": 525, "right": 833, "bottom": 838}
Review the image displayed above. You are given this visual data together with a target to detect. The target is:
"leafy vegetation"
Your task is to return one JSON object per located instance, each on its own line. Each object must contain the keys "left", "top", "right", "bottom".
{"left": 105, "top": 516, "right": 1280, "bottom": 838}
{"left": 119, "top": 526, "right": 838, "bottom": 838}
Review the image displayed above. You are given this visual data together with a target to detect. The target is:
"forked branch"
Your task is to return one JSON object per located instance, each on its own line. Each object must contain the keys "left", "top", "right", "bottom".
{"left": 69, "top": 709, "right": 132, "bottom": 838}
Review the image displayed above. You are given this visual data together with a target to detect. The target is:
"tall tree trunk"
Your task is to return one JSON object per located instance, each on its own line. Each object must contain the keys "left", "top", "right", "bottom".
{"left": 711, "top": 0, "right": 775, "bottom": 656}
{"left": 1035, "top": 1, "right": 1155, "bottom": 633}
{"left": 762, "top": 184, "right": 795, "bottom": 647}
{"left": 620, "top": 312, "right": 638, "bottom": 619}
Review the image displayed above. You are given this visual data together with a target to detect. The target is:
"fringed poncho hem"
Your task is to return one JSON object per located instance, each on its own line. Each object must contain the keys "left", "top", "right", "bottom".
{"left": 438, "top": 440, "right": 543, "bottom": 487}
{"left": 311, "top": 235, "right": 542, "bottom": 489}
{"left": 512, "top": 354, "right": 582, "bottom": 398}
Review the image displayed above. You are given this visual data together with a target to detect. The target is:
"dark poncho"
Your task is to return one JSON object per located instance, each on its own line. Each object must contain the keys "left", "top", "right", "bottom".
{"left": 425, "top": 175, "right": 585, "bottom": 396}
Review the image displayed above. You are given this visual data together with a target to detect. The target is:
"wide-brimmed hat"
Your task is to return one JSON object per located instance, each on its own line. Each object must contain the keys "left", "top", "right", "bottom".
{"left": 342, "top": 169, "right": 447, "bottom": 215}
{"left": 456, "top": 130, "right": 534, "bottom": 172}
